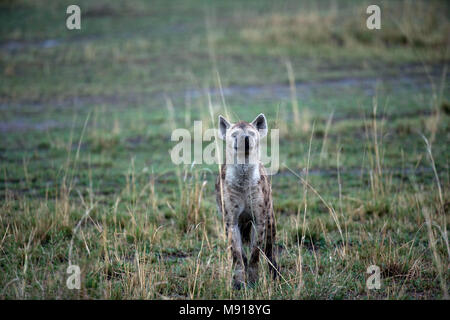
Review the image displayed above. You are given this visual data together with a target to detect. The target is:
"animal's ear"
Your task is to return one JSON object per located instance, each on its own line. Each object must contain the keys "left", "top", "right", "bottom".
{"left": 251, "top": 113, "right": 267, "bottom": 137}
{"left": 218, "top": 115, "right": 231, "bottom": 140}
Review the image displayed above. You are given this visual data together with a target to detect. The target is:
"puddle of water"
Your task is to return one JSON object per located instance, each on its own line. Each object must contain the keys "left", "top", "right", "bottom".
{"left": 185, "top": 71, "right": 438, "bottom": 102}
{"left": 275, "top": 166, "right": 433, "bottom": 178}
{"left": 1, "top": 39, "right": 61, "bottom": 51}
{"left": 40, "top": 39, "right": 60, "bottom": 48}
{"left": 0, "top": 60, "right": 443, "bottom": 134}
{"left": 0, "top": 119, "right": 64, "bottom": 133}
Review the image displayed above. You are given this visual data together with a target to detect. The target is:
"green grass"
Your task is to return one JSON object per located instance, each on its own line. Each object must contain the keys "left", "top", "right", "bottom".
{"left": 0, "top": 0, "right": 449, "bottom": 299}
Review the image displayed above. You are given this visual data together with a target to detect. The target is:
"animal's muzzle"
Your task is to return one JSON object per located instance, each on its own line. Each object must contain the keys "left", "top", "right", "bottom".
{"left": 244, "top": 136, "right": 250, "bottom": 153}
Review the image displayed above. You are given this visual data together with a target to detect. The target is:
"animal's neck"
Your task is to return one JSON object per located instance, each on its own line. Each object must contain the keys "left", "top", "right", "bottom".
{"left": 225, "top": 163, "right": 260, "bottom": 188}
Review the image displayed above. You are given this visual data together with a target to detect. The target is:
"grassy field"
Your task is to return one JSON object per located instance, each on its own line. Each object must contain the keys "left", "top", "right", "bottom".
{"left": 0, "top": 0, "right": 449, "bottom": 299}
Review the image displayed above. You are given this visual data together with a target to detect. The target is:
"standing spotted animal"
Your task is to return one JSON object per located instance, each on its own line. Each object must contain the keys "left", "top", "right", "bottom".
{"left": 215, "top": 113, "right": 279, "bottom": 289}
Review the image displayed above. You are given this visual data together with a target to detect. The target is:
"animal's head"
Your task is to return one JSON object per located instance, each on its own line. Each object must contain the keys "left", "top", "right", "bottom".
{"left": 218, "top": 113, "right": 267, "bottom": 164}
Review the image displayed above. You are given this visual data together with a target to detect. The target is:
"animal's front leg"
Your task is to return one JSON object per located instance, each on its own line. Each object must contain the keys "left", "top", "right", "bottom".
{"left": 248, "top": 220, "right": 264, "bottom": 285}
{"left": 229, "top": 224, "right": 246, "bottom": 289}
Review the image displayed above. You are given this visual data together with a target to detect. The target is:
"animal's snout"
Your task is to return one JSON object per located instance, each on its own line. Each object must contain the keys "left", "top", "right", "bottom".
{"left": 231, "top": 133, "right": 254, "bottom": 154}
{"left": 244, "top": 136, "right": 250, "bottom": 149}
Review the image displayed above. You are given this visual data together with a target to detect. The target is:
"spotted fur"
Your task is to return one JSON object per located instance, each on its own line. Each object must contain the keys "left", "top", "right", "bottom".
{"left": 215, "top": 114, "right": 279, "bottom": 289}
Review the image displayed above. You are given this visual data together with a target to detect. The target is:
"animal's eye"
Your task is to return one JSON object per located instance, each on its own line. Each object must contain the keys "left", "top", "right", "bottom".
{"left": 248, "top": 131, "right": 255, "bottom": 136}
{"left": 231, "top": 132, "right": 238, "bottom": 138}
